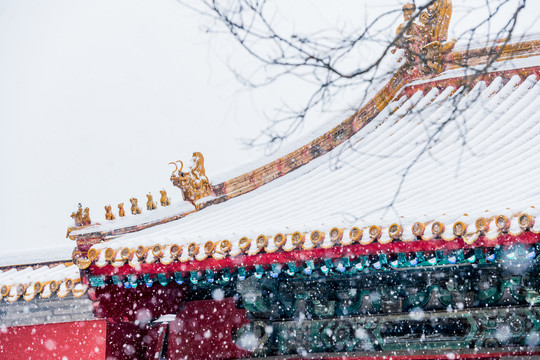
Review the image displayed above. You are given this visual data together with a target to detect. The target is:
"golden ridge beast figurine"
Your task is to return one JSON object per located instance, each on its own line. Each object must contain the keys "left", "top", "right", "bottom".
{"left": 392, "top": 0, "right": 455, "bottom": 75}
{"left": 169, "top": 152, "right": 212, "bottom": 207}
{"left": 130, "top": 198, "right": 142, "bottom": 215}
{"left": 118, "top": 203, "right": 125, "bottom": 217}
{"left": 67, "top": 203, "right": 90, "bottom": 238}
{"left": 82, "top": 207, "right": 91, "bottom": 225}
{"left": 70, "top": 204, "right": 84, "bottom": 226}
{"left": 160, "top": 190, "right": 171, "bottom": 206}
{"left": 146, "top": 193, "right": 157, "bottom": 210}
{"left": 105, "top": 205, "right": 115, "bottom": 220}
{"left": 71, "top": 203, "right": 91, "bottom": 226}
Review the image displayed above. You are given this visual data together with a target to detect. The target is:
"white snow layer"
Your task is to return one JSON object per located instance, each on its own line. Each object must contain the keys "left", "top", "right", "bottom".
{"left": 0, "top": 244, "right": 74, "bottom": 267}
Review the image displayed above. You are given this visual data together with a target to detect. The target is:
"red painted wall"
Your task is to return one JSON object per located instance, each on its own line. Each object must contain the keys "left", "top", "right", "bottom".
{"left": 0, "top": 320, "right": 107, "bottom": 360}
{"left": 168, "top": 298, "right": 251, "bottom": 360}
{"left": 89, "top": 282, "right": 187, "bottom": 322}
{"left": 0, "top": 320, "right": 155, "bottom": 360}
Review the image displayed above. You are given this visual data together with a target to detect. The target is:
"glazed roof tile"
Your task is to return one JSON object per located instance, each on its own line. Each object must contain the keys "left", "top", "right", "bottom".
{"left": 85, "top": 61, "right": 540, "bottom": 269}
{"left": 0, "top": 263, "right": 87, "bottom": 302}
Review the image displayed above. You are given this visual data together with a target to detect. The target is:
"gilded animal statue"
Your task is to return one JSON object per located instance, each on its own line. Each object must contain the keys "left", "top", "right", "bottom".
{"left": 190, "top": 152, "right": 209, "bottom": 183}
{"left": 71, "top": 203, "right": 91, "bottom": 226}
{"left": 160, "top": 190, "right": 171, "bottom": 206}
{"left": 169, "top": 152, "right": 212, "bottom": 208}
{"left": 105, "top": 205, "right": 115, "bottom": 220}
{"left": 70, "top": 204, "right": 84, "bottom": 226}
{"left": 130, "top": 198, "right": 142, "bottom": 215}
{"left": 68, "top": 204, "right": 86, "bottom": 237}
{"left": 395, "top": 3, "right": 423, "bottom": 46}
{"left": 418, "top": 0, "right": 456, "bottom": 73}
{"left": 146, "top": 193, "right": 157, "bottom": 210}
{"left": 82, "top": 207, "right": 91, "bottom": 225}
{"left": 393, "top": 0, "right": 455, "bottom": 75}
{"left": 118, "top": 203, "right": 125, "bottom": 217}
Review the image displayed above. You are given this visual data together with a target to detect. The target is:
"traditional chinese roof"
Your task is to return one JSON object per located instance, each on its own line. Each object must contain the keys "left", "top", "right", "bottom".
{"left": 0, "top": 262, "right": 87, "bottom": 302}
{"left": 72, "top": 40, "right": 540, "bottom": 275}
{"left": 58, "top": 5, "right": 540, "bottom": 359}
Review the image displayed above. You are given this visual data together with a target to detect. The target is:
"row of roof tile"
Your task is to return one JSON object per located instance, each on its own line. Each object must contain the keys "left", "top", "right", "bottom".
{"left": 80, "top": 210, "right": 539, "bottom": 269}
{"left": 0, "top": 263, "right": 87, "bottom": 302}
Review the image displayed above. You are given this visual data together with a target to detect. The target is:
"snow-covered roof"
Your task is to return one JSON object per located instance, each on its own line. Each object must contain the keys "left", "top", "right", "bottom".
{"left": 0, "top": 245, "right": 76, "bottom": 268}
{"left": 79, "top": 51, "right": 540, "bottom": 270}
{"left": 0, "top": 262, "right": 87, "bottom": 302}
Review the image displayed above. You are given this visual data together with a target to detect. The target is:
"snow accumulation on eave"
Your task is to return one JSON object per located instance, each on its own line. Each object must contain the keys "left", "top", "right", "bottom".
{"left": 70, "top": 199, "right": 195, "bottom": 237}
{"left": 0, "top": 244, "right": 74, "bottom": 268}
{"left": 88, "top": 61, "right": 540, "bottom": 265}
{"left": 0, "top": 245, "right": 88, "bottom": 303}
{"left": 0, "top": 250, "right": 87, "bottom": 302}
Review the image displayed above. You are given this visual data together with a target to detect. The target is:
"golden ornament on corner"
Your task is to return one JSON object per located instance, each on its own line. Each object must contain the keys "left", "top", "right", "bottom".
{"left": 392, "top": 0, "right": 456, "bottom": 74}
{"left": 169, "top": 152, "right": 212, "bottom": 208}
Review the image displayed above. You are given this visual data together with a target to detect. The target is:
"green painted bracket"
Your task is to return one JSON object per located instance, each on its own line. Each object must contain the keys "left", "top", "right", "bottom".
{"left": 89, "top": 276, "right": 104, "bottom": 287}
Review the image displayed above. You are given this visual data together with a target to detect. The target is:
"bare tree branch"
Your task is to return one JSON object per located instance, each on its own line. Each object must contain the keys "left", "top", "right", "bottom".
{"left": 177, "top": 0, "right": 528, "bottom": 155}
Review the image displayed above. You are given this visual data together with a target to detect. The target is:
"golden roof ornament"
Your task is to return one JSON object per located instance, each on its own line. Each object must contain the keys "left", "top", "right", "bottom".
{"left": 130, "top": 198, "right": 142, "bottom": 215}
{"left": 170, "top": 152, "right": 212, "bottom": 208}
{"left": 70, "top": 203, "right": 91, "bottom": 226}
{"left": 146, "top": 193, "right": 157, "bottom": 210}
{"left": 70, "top": 204, "right": 83, "bottom": 226}
{"left": 104, "top": 205, "right": 115, "bottom": 220}
{"left": 393, "top": 0, "right": 456, "bottom": 75}
{"left": 160, "top": 190, "right": 171, "bottom": 207}
{"left": 67, "top": 203, "right": 91, "bottom": 238}
{"left": 118, "top": 203, "right": 125, "bottom": 217}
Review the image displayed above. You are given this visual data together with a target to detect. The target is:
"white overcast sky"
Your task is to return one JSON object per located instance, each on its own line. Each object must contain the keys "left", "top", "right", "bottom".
{"left": 0, "top": 0, "right": 539, "bottom": 256}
